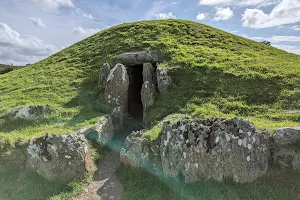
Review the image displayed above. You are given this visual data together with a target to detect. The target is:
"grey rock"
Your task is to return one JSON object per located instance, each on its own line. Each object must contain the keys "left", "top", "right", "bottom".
{"left": 121, "top": 117, "right": 269, "bottom": 183}
{"left": 117, "top": 51, "right": 163, "bottom": 66}
{"left": 273, "top": 127, "right": 300, "bottom": 169}
{"left": 10, "top": 105, "right": 52, "bottom": 121}
{"left": 141, "top": 81, "right": 155, "bottom": 116}
{"left": 157, "top": 68, "right": 171, "bottom": 94}
{"left": 143, "top": 63, "right": 155, "bottom": 83}
{"left": 120, "top": 131, "right": 152, "bottom": 169}
{"left": 26, "top": 133, "right": 96, "bottom": 180}
{"left": 98, "top": 63, "right": 111, "bottom": 90}
{"left": 274, "top": 127, "right": 300, "bottom": 145}
{"left": 111, "top": 106, "right": 124, "bottom": 130}
{"left": 81, "top": 115, "right": 114, "bottom": 145}
{"left": 94, "top": 115, "right": 114, "bottom": 144}
{"left": 104, "top": 64, "right": 129, "bottom": 113}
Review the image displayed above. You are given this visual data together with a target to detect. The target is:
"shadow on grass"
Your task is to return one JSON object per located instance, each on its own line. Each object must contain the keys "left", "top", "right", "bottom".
{"left": 0, "top": 167, "right": 70, "bottom": 200}
{"left": 117, "top": 165, "right": 300, "bottom": 200}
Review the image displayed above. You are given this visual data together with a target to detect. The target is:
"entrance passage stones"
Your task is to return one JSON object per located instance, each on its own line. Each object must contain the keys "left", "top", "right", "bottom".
{"left": 104, "top": 63, "right": 129, "bottom": 113}
{"left": 121, "top": 117, "right": 270, "bottom": 183}
{"left": 102, "top": 51, "right": 171, "bottom": 124}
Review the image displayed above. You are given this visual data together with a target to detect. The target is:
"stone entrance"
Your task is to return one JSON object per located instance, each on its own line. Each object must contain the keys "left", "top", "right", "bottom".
{"left": 103, "top": 51, "right": 170, "bottom": 127}
{"left": 127, "top": 65, "right": 143, "bottom": 121}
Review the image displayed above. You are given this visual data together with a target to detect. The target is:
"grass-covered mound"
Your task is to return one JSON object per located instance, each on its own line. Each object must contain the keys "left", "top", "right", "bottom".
{"left": 0, "top": 19, "right": 300, "bottom": 142}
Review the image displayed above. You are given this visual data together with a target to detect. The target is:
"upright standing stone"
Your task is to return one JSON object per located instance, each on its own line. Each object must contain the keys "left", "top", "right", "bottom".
{"left": 104, "top": 63, "right": 129, "bottom": 113}
{"left": 157, "top": 68, "right": 171, "bottom": 94}
{"left": 143, "top": 63, "right": 155, "bottom": 83}
{"left": 98, "top": 63, "right": 111, "bottom": 90}
{"left": 141, "top": 81, "right": 155, "bottom": 117}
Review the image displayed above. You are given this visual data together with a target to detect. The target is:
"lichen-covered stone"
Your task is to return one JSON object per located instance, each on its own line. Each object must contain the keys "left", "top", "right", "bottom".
{"left": 10, "top": 105, "right": 52, "bottom": 121}
{"left": 104, "top": 64, "right": 129, "bottom": 113}
{"left": 143, "top": 63, "right": 155, "bottom": 83}
{"left": 117, "top": 51, "right": 163, "bottom": 66}
{"left": 111, "top": 106, "right": 124, "bottom": 130}
{"left": 26, "top": 133, "right": 96, "bottom": 180}
{"left": 121, "top": 117, "right": 269, "bottom": 183}
{"left": 98, "top": 62, "right": 111, "bottom": 90}
{"left": 120, "top": 131, "right": 152, "bottom": 169}
{"left": 157, "top": 68, "right": 171, "bottom": 94}
{"left": 273, "top": 127, "right": 300, "bottom": 169}
{"left": 141, "top": 81, "right": 155, "bottom": 116}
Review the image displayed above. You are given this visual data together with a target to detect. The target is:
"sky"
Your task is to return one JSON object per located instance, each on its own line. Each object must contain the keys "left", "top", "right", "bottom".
{"left": 0, "top": 0, "right": 300, "bottom": 65}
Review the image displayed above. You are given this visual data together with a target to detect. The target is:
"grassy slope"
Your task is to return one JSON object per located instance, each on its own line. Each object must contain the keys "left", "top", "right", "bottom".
{"left": 118, "top": 166, "right": 300, "bottom": 200}
{"left": 0, "top": 19, "right": 300, "bottom": 141}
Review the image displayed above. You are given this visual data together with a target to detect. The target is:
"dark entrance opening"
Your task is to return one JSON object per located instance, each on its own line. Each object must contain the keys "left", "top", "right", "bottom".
{"left": 127, "top": 65, "right": 143, "bottom": 122}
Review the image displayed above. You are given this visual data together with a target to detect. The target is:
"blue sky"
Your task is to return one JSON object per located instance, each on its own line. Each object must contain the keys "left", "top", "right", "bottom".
{"left": 0, "top": 0, "right": 300, "bottom": 65}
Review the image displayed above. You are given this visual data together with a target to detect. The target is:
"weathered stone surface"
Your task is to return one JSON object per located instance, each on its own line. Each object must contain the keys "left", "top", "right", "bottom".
{"left": 141, "top": 81, "right": 155, "bottom": 115}
{"left": 117, "top": 51, "right": 163, "bottom": 66}
{"left": 157, "top": 68, "right": 171, "bottom": 94}
{"left": 83, "top": 115, "right": 114, "bottom": 145}
{"left": 273, "top": 127, "right": 300, "bottom": 169}
{"left": 121, "top": 117, "right": 269, "bottom": 183}
{"left": 10, "top": 105, "right": 52, "bottom": 121}
{"left": 111, "top": 106, "right": 124, "bottom": 130}
{"left": 104, "top": 64, "right": 129, "bottom": 113}
{"left": 98, "top": 63, "right": 111, "bottom": 90}
{"left": 274, "top": 127, "right": 300, "bottom": 145}
{"left": 120, "top": 131, "right": 152, "bottom": 169}
{"left": 143, "top": 63, "right": 155, "bottom": 83}
{"left": 26, "top": 133, "right": 96, "bottom": 180}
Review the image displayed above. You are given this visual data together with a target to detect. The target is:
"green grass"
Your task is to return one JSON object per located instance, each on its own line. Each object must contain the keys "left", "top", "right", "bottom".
{"left": 118, "top": 165, "right": 300, "bottom": 200}
{"left": 0, "top": 20, "right": 299, "bottom": 142}
{"left": 0, "top": 167, "right": 69, "bottom": 200}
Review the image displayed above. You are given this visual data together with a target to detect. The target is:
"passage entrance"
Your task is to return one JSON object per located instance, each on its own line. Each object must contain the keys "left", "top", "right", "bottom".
{"left": 127, "top": 65, "right": 143, "bottom": 121}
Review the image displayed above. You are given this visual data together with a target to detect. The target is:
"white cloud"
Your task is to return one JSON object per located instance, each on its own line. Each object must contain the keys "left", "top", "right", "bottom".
{"left": 82, "top": 13, "right": 94, "bottom": 19}
{"left": 0, "top": 22, "right": 60, "bottom": 64}
{"left": 72, "top": 27, "right": 100, "bottom": 36}
{"left": 199, "top": 0, "right": 232, "bottom": 5}
{"left": 214, "top": 7, "right": 233, "bottom": 21}
{"left": 29, "top": 0, "right": 74, "bottom": 9}
{"left": 196, "top": 12, "right": 207, "bottom": 21}
{"left": 252, "top": 35, "right": 300, "bottom": 43}
{"left": 155, "top": 12, "right": 177, "bottom": 19}
{"left": 242, "top": 0, "right": 300, "bottom": 28}
{"left": 291, "top": 25, "right": 300, "bottom": 30}
{"left": 29, "top": 17, "right": 46, "bottom": 28}
{"left": 273, "top": 44, "right": 300, "bottom": 54}
{"left": 199, "top": 0, "right": 279, "bottom": 7}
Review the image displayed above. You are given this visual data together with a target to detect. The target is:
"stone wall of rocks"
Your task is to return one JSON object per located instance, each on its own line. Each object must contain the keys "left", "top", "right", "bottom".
{"left": 121, "top": 117, "right": 271, "bottom": 183}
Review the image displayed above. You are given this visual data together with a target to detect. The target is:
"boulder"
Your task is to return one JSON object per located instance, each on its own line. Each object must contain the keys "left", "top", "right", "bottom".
{"left": 157, "top": 68, "right": 171, "bottom": 94}
{"left": 120, "top": 131, "right": 151, "bottom": 169}
{"left": 104, "top": 64, "right": 129, "bottom": 113}
{"left": 98, "top": 63, "right": 111, "bottom": 90}
{"left": 111, "top": 106, "right": 124, "bottom": 130}
{"left": 10, "top": 105, "right": 52, "bottom": 121}
{"left": 84, "top": 115, "right": 114, "bottom": 145}
{"left": 117, "top": 51, "right": 163, "bottom": 66}
{"left": 141, "top": 81, "right": 156, "bottom": 115}
{"left": 121, "top": 117, "right": 269, "bottom": 183}
{"left": 143, "top": 63, "right": 155, "bottom": 83}
{"left": 26, "top": 133, "right": 96, "bottom": 180}
{"left": 273, "top": 127, "right": 300, "bottom": 169}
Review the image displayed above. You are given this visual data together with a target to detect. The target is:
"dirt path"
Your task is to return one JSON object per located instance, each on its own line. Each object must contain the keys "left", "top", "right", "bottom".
{"left": 74, "top": 150, "right": 123, "bottom": 200}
